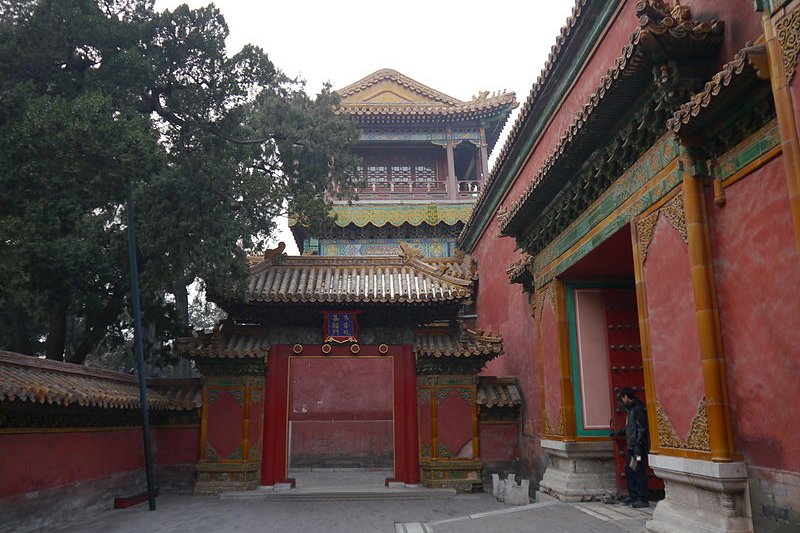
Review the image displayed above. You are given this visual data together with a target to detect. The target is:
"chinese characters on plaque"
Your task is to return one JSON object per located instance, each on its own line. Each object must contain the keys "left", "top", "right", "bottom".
{"left": 321, "top": 311, "right": 360, "bottom": 343}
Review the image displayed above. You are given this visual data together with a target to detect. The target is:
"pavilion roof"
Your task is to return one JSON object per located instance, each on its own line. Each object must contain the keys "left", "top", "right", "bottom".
{"left": 244, "top": 243, "right": 476, "bottom": 306}
{"left": 0, "top": 351, "right": 200, "bottom": 411}
{"left": 477, "top": 377, "right": 522, "bottom": 408}
{"left": 666, "top": 44, "right": 770, "bottom": 140}
{"left": 415, "top": 323, "right": 503, "bottom": 359}
{"left": 173, "top": 324, "right": 270, "bottom": 361}
{"left": 336, "top": 68, "right": 517, "bottom": 148}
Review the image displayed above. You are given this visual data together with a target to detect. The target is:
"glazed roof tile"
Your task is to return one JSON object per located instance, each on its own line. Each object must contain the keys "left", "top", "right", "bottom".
{"left": 173, "top": 324, "right": 270, "bottom": 360}
{"left": 461, "top": 0, "right": 724, "bottom": 242}
{"left": 667, "top": 45, "right": 768, "bottom": 135}
{"left": 338, "top": 68, "right": 464, "bottom": 106}
{"left": 477, "top": 377, "right": 522, "bottom": 408}
{"left": 0, "top": 351, "right": 196, "bottom": 410}
{"left": 497, "top": 1, "right": 723, "bottom": 236}
{"left": 415, "top": 325, "right": 503, "bottom": 359}
{"left": 459, "top": 0, "right": 592, "bottom": 243}
{"left": 335, "top": 68, "right": 516, "bottom": 149}
{"left": 245, "top": 243, "right": 476, "bottom": 305}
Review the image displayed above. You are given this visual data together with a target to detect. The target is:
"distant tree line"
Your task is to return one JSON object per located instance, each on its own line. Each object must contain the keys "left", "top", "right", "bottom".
{"left": 0, "top": 0, "right": 358, "bottom": 367}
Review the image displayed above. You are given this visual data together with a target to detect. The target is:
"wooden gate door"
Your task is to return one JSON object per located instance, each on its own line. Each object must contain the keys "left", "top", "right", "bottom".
{"left": 604, "top": 289, "right": 663, "bottom": 495}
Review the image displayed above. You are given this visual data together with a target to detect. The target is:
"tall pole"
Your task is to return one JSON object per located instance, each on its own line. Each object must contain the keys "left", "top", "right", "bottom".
{"left": 126, "top": 183, "right": 157, "bottom": 510}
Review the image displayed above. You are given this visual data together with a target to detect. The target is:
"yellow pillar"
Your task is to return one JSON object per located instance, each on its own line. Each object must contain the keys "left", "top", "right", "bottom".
{"left": 555, "top": 280, "right": 576, "bottom": 439}
{"left": 680, "top": 147, "right": 735, "bottom": 462}
{"left": 763, "top": 10, "right": 800, "bottom": 252}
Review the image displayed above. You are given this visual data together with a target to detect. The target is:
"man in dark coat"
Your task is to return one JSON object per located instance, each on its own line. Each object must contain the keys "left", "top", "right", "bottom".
{"left": 613, "top": 387, "right": 650, "bottom": 508}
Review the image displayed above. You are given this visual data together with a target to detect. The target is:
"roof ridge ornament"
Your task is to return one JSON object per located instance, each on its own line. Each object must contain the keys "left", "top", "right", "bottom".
{"left": 262, "top": 242, "right": 286, "bottom": 265}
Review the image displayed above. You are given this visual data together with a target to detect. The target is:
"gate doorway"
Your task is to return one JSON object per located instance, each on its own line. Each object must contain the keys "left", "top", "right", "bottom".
{"left": 562, "top": 226, "right": 663, "bottom": 496}
{"left": 288, "top": 356, "right": 393, "bottom": 469}
{"left": 261, "top": 344, "right": 419, "bottom": 488}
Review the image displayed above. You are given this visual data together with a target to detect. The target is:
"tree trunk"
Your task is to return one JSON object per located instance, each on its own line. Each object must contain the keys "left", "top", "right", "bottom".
{"left": 173, "top": 280, "right": 190, "bottom": 334}
{"left": 45, "top": 296, "right": 68, "bottom": 360}
{"left": 9, "top": 306, "right": 34, "bottom": 356}
{"left": 69, "top": 293, "right": 122, "bottom": 365}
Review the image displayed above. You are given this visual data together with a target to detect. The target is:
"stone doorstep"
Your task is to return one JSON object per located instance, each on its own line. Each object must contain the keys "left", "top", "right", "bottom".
{"left": 540, "top": 438, "right": 616, "bottom": 459}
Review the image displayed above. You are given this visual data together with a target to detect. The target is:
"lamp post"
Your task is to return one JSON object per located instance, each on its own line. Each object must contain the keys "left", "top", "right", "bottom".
{"left": 126, "top": 183, "right": 157, "bottom": 510}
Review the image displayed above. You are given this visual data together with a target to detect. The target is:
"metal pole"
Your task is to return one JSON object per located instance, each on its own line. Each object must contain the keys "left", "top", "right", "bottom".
{"left": 126, "top": 184, "right": 157, "bottom": 510}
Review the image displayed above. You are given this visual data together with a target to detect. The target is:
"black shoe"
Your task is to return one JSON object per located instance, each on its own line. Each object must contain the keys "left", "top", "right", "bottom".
{"left": 632, "top": 500, "right": 649, "bottom": 508}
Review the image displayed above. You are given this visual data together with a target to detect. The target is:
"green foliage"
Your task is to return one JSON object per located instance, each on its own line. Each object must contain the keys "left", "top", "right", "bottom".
{"left": 0, "top": 0, "right": 358, "bottom": 364}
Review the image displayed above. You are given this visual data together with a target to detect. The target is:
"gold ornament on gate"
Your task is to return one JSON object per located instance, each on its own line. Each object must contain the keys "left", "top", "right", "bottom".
{"left": 378, "top": 344, "right": 389, "bottom": 354}
{"left": 292, "top": 344, "right": 303, "bottom": 354}
{"left": 350, "top": 344, "right": 361, "bottom": 354}
{"left": 321, "top": 343, "right": 332, "bottom": 354}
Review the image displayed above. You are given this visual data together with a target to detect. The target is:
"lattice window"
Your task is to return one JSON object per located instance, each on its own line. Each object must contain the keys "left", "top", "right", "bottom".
{"left": 366, "top": 165, "right": 388, "bottom": 183}
{"left": 414, "top": 164, "right": 435, "bottom": 182}
{"left": 391, "top": 165, "right": 412, "bottom": 182}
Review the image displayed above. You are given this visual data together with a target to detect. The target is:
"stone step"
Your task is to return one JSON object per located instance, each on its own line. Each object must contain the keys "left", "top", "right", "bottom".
{"left": 220, "top": 487, "right": 456, "bottom": 502}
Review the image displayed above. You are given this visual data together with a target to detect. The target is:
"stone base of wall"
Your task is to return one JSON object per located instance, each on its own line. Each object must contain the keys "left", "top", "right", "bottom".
{"left": 748, "top": 465, "right": 800, "bottom": 533}
{"left": 647, "top": 455, "right": 752, "bottom": 533}
{"left": 156, "top": 464, "right": 195, "bottom": 494}
{"left": 193, "top": 460, "right": 260, "bottom": 495}
{"left": 538, "top": 439, "right": 616, "bottom": 502}
{"left": 0, "top": 469, "right": 144, "bottom": 533}
{"left": 420, "top": 459, "right": 483, "bottom": 492}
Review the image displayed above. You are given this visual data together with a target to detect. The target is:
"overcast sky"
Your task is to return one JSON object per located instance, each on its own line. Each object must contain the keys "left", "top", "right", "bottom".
{"left": 153, "top": 0, "right": 577, "bottom": 253}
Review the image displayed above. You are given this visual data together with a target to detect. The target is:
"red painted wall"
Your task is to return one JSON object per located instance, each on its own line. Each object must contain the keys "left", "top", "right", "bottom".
{"left": 153, "top": 426, "right": 200, "bottom": 465}
{"left": 472, "top": 215, "right": 542, "bottom": 473}
{"left": 479, "top": 423, "right": 519, "bottom": 463}
{"left": 0, "top": 429, "right": 143, "bottom": 500}
{"left": 288, "top": 357, "right": 393, "bottom": 467}
{"left": 644, "top": 213, "right": 705, "bottom": 440}
{"left": 0, "top": 425, "right": 200, "bottom": 501}
{"left": 709, "top": 159, "right": 800, "bottom": 471}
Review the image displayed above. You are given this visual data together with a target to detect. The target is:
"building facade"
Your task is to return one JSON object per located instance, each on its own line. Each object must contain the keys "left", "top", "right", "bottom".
{"left": 459, "top": 1, "right": 800, "bottom": 532}
{"left": 174, "top": 70, "right": 519, "bottom": 494}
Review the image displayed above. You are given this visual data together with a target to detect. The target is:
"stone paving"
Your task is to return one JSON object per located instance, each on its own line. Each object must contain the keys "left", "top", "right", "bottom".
{"left": 51, "top": 470, "right": 653, "bottom": 533}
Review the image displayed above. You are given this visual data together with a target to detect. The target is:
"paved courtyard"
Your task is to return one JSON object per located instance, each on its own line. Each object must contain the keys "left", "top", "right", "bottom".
{"left": 53, "top": 493, "right": 653, "bottom": 533}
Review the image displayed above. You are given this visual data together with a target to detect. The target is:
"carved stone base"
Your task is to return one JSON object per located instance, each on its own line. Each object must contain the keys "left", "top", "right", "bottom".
{"left": 420, "top": 459, "right": 483, "bottom": 492}
{"left": 538, "top": 439, "right": 617, "bottom": 502}
{"left": 646, "top": 455, "right": 752, "bottom": 533}
{"left": 193, "top": 460, "right": 260, "bottom": 495}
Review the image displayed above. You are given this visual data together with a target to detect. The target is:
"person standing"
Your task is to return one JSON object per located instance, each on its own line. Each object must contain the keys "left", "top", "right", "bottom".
{"left": 612, "top": 387, "right": 650, "bottom": 508}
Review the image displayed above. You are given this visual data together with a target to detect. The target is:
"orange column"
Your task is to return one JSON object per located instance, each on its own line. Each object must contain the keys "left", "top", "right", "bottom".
{"left": 555, "top": 280, "right": 576, "bottom": 439}
{"left": 763, "top": 10, "right": 800, "bottom": 252}
{"left": 680, "top": 148, "right": 735, "bottom": 462}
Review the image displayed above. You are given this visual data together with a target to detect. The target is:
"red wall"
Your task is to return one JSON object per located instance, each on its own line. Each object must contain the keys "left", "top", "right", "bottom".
{"left": 0, "top": 425, "right": 199, "bottom": 501}
{"left": 473, "top": 215, "right": 542, "bottom": 470}
{"left": 479, "top": 422, "right": 519, "bottom": 463}
{"left": 153, "top": 426, "right": 200, "bottom": 465}
{"left": 644, "top": 214, "right": 706, "bottom": 440}
{"left": 288, "top": 357, "right": 393, "bottom": 467}
{"left": 0, "top": 429, "right": 144, "bottom": 500}
{"left": 709, "top": 159, "right": 800, "bottom": 471}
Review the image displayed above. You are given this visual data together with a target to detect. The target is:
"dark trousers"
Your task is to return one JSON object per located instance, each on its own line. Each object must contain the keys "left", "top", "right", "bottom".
{"left": 624, "top": 449, "right": 648, "bottom": 502}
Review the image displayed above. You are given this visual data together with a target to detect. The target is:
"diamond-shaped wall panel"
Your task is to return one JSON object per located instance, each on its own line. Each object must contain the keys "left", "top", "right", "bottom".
{"left": 207, "top": 390, "right": 243, "bottom": 460}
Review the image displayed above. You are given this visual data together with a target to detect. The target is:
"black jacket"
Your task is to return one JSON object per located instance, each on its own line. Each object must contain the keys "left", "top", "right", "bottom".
{"left": 621, "top": 398, "right": 649, "bottom": 454}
